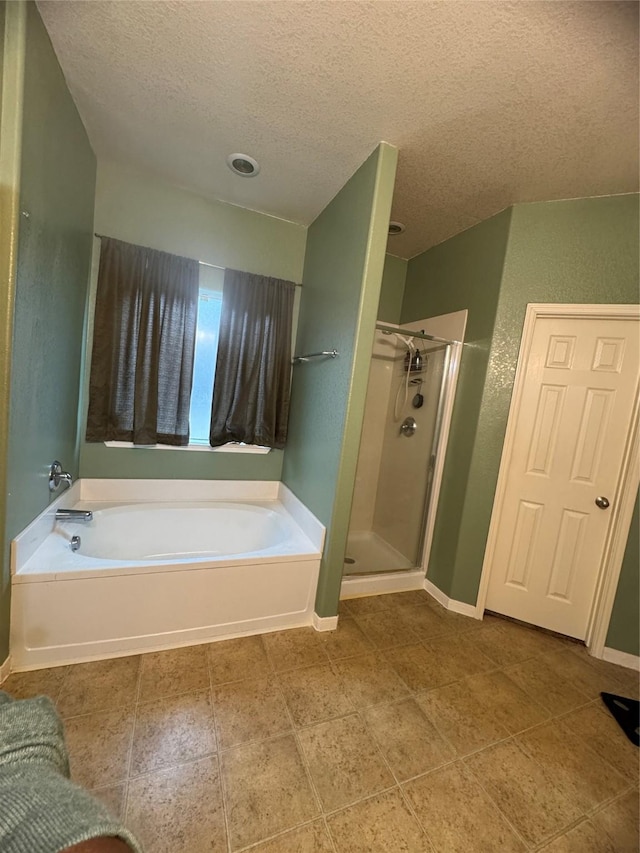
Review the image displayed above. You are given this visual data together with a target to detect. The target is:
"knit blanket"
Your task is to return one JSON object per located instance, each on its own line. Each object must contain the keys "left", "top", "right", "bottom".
{"left": 0, "top": 691, "right": 142, "bottom": 853}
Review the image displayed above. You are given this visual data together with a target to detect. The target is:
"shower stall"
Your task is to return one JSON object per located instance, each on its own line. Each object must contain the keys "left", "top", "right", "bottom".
{"left": 344, "top": 314, "right": 465, "bottom": 585}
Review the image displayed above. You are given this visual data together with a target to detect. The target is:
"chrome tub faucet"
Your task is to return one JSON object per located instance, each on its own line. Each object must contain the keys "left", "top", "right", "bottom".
{"left": 55, "top": 509, "right": 93, "bottom": 522}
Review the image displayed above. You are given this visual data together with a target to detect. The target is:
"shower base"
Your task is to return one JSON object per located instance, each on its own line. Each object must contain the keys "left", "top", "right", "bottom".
{"left": 343, "top": 530, "right": 413, "bottom": 576}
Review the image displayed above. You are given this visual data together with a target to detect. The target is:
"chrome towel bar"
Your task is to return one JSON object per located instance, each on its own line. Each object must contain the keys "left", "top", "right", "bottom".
{"left": 292, "top": 349, "right": 339, "bottom": 364}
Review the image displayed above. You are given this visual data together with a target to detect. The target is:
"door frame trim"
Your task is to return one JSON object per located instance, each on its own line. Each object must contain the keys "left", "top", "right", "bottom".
{"left": 476, "top": 303, "right": 640, "bottom": 657}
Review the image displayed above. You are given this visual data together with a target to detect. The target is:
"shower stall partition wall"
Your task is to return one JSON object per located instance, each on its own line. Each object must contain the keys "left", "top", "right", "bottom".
{"left": 344, "top": 313, "right": 466, "bottom": 588}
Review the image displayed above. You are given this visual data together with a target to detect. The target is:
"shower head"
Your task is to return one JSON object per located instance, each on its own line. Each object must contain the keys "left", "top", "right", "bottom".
{"left": 395, "top": 333, "right": 416, "bottom": 353}
{"left": 379, "top": 328, "right": 416, "bottom": 352}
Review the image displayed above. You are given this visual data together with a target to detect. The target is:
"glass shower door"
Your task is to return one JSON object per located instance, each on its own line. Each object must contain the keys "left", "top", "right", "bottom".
{"left": 344, "top": 325, "right": 452, "bottom": 576}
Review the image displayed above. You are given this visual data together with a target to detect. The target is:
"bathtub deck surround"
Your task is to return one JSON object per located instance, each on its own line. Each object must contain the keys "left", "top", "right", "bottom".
{"left": 10, "top": 480, "right": 325, "bottom": 670}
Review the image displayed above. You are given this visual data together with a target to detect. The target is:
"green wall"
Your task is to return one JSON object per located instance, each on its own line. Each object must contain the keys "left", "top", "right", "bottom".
{"left": 404, "top": 194, "right": 639, "bottom": 655}
{"left": 79, "top": 161, "right": 307, "bottom": 481}
{"left": 401, "top": 209, "right": 512, "bottom": 597}
{"left": 0, "top": 0, "right": 26, "bottom": 666}
{"left": 282, "top": 144, "right": 397, "bottom": 617}
{"left": 484, "top": 196, "right": 640, "bottom": 653}
{"left": 378, "top": 254, "right": 407, "bottom": 323}
{"left": 1, "top": 0, "right": 96, "bottom": 663}
{"left": 607, "top": 494, "right": 639, "bottom": 656}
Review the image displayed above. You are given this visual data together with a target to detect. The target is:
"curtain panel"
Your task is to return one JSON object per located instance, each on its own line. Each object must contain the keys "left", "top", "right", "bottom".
{"left": 210, "top": 269, "right": 295, "bottom": 449}
{"left": 86, "top": 237, "right": 199, "bottom": 446}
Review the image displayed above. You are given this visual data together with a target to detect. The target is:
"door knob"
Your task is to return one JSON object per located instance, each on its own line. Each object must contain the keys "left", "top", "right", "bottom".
{"left": 595, "top": 496, "right": 610, "bottom": 510}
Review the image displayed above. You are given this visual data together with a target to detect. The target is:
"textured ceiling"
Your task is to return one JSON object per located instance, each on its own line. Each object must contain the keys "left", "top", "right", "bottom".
{"left": 37, "top": 1, "right": 638, "bottom": 259}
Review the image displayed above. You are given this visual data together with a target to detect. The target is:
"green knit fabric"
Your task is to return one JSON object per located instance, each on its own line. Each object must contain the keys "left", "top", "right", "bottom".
{"left": 0, "top": 691, "right": 142, "bottom": 853}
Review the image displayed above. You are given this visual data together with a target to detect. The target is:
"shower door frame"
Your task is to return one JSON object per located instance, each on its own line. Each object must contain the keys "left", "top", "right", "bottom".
{"left": 372, "top": 320, "right": 465, "bottom": 578}
{"left": 418, "top": 337, "right": 464, "bottom": 576}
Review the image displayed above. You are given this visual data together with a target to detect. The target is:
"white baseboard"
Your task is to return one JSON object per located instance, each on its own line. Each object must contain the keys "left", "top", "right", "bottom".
{"left": 602, "top": 647, "right": 640, "bottom": 671}
{"left": 424, "top": 578, "right": 481, "bottom": 619}
{"left": 0, "top": 655, "right": 11, "bottom": 684}
{"left": 312, "top": 613, "right": 339, "bottom": 632}
{"left": 341, "top": 570, "right": 425, "bottom": 599}
{"left": 423, "top": 578, "right": 450, "bottom": 610}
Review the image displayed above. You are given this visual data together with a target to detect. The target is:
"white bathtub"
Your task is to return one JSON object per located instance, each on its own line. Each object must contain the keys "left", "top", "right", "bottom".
{"left": 10, "top": 480, "right": 326, "bottom": 670}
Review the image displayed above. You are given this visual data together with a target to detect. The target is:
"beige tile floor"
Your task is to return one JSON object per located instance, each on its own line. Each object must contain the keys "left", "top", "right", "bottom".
{"left": 2, "top": 590, "right": 639, "bottom": 852}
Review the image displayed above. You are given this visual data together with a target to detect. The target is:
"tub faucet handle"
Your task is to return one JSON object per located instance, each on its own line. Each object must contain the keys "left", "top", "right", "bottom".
{"left": 49, "top": 461, "right": 73, "bottom": 492}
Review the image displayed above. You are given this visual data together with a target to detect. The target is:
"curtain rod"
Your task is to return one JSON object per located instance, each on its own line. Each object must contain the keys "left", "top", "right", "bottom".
{"left": 199, "top": 260, "right": 302, "bottom": 287}
{"left": 95, "top": 233, "right": 302, "bottom": 286}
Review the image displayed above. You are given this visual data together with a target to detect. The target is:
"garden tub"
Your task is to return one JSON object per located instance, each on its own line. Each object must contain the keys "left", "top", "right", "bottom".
{"left": 10, "top": 480, "right": 325, "bottom": 669}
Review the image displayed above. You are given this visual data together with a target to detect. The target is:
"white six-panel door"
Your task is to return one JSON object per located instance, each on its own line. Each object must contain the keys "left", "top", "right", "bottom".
{"left": 485, "top": 312, "right": 639, "bottom": 639}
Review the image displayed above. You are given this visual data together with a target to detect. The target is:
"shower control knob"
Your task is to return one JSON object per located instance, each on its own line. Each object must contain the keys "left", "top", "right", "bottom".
{"left": 400, "top": 417, "right": 417, "bottom": 437}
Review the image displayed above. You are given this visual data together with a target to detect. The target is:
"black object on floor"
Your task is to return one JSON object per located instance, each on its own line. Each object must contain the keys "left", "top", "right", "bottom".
{"left": 600, "top": 692, "right": 640, "bottom": 747}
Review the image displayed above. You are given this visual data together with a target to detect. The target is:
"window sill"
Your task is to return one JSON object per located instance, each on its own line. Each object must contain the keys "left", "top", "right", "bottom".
{"left": 103, "top": 441, "right": 271, "bottom": 454}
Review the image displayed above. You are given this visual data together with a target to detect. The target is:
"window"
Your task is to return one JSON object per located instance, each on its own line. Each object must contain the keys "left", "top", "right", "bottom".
{"left": 189, "top": 287, "right": 222, "bottom": 444}
{"left": 89, "top": 243, "right": 290, "bottom": 452}
{"left": 86, "top": 236, "right": 199, "bottom": 447}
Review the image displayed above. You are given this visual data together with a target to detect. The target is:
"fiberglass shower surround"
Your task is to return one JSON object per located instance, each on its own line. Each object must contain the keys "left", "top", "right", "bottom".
{"left": 383, "top": 329, "right": 428, "bottom": 422}
{"left": 345, "top": 323, "right": 456, "bottom": 577}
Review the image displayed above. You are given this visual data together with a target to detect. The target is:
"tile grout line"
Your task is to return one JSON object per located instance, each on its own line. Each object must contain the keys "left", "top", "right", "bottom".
{"left": 267, "top": 669, "right": 342, "bottom": 851}
{"left": 124, "top": 747, "right": 220, "bottom": 783}
{"left": 394, "top": 780, "right": 439, "bottom": 853}
{"left": 275, "top": 674, "right": 327, "bottom": 827}
{"left": 360, "top": 716, "right": 438, "bottom": 850}
{"left": 134, "top": 684, "right": 215, "bottom": 707}
{"left": 590, "top": 782, "right": 640, "bottom": 815}
{"left": 286, "top": 700, "right": 343, "bottom": 853}
{"left": 358, "top": 693, "right": 468, "bottom": 790}
{"left": 337, "top": 626, "right": 594, "bottom": 730}
{"left": 227, "top": 630, "right": 330, "bottom": 850}
{"left": 213, "top": 708, "right": 356, "bottom": 753}
{"left": 204, "top": 614, "right": 574, "bottom": 734}
{"left": 321, "top": 813, "right": 340, "bottom": 853}
{"left": 463, "top": 734, "right": 598, "bottom": 850}
{"left": 118, "top": 749, "right": 219, "bottom": 783}
{"left": 213, "top": 697, "right": 420, "bottom": 827}
{"left": 320, "top": 781, "right": 402, "bottom": 821}
{"left": 410, "top": 672, "right": 588, "bottom": 760}
{"left": 460, "top": 744, "right": 536, "bottom": 851}
{"left": 262, "top": 628, "right": 431, "bottom": 845}
{"left": 350, "top": 704, "right": 436, "bottom": 848}
{"left": 233, "top": 817, "right": 334, "bottom": 853}
{"left": 529, "top": 814, "right": 598, "bottom": 851}
{"left": 120, "top": 656, "right": 143, "bottom": 825}
{"left": 59, "top": 684, "right": 215, "bottom": 723}
{"left": 514, "top": 706, "right": 633, "bottom": 795}
{"left": 54, "top": 664, "right": 72, "bottom": 707}
{"left": 206, "top": 647, "right": 233, "bottom": 853}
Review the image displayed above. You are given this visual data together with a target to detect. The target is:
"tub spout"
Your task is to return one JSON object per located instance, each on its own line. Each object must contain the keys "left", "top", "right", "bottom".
{"left": 56, "top": 509, "right": 93, "bottom": 522}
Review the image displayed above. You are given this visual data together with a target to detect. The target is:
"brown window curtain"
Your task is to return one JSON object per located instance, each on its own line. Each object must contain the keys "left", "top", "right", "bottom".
{"left": 86, "top": 237, "right": 199, "bottom": 446}
{"left": 209, "top": 269, "right": 295, "bottom": 449}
